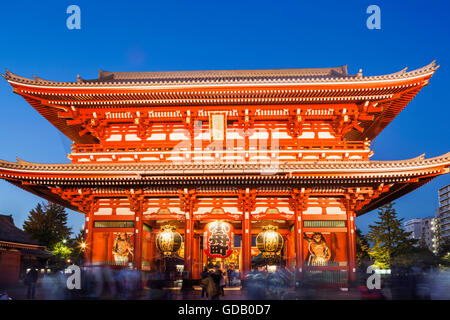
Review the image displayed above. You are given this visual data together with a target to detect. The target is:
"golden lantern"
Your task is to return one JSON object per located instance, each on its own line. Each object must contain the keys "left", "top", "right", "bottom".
{"left": 156, "top": 225, "right": 182, "bottom": 257}
{"left": 256, "top": 225, "right": 283, "bottom": 258}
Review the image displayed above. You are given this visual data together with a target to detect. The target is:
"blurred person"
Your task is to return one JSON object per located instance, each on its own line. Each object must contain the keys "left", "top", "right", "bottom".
{"left": 25, "top": 265, "right": 39, "bottom": 299}
{"left": 232, "top": 268, "right": 241, "bottom": 287}
{"left": 147, "top": 271, "right": 165, "bottom": 300}
{"left": 200, "top": 267, "right": 209, "bottom": 298}
{"left": 389, "top": 266, "right": 415, "bottom": 300}
{"left": 219, "top": 271, "right": 226, "bottom": 296}
{"left": 246, "top": 269, "right": 267, "bottom": 300}
{"left": 0, "top": 289, "right": 11, "bottom": 300}
{"left": 200, "top": 270, "right": 219, "bottom": 300}
{"left": 118, "top": 265, "right": 141, "bottom": 300}
{"left": 429, "top": 268, "right": 450, "bottom": 300}
{"left": 101, "top": 266, "right": 117, "bottom": 299}
{"left": 42, "top": 270, "right": 67, "bottom": 300}
{"left": 181, "top": 272, "right": 193, "bottom": 300}
{"left": 227, "top": 265, "right": 234, "bottom": 287}
{"left": 210, "top": 267, "right": 223, "bottom": 300}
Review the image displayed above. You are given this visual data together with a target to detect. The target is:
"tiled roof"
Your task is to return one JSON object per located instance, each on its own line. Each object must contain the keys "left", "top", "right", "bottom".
{"left": 2, "top": 61, "right": 438, "bottom": 87}
{"left": 0, "top": 214, "right": 41, "bottom": 246}
{"left": 0, "top": 152, "right": 449, "bottom": 177}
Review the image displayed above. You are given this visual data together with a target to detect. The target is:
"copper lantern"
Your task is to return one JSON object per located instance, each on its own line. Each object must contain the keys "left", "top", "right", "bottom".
{"left": 256, "top": 225, "right": 283, "bottom": 258}
{"left": 156, "top": 225, "right": 182, "bottom": 257}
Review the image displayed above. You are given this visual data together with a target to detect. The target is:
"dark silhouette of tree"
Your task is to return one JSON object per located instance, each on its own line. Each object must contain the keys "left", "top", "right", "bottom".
{"left": 438, "top": 238, "right": 450, "bottom": 257}
{"left": 356, "top": 228, "right": 370, "bottom": 266}
{"left": 23, "top": 201, "right": 72, "bottom": 249}
{"left": 367, "top": 202, "right": 417, "bottom": 268}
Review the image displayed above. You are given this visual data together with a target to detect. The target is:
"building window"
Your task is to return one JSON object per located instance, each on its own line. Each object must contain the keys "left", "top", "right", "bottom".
{"left": 234, "top": 235, "right": 241, "bottom": 248}
{"left": 94, "top": 221, "right": 135, "bottom": 228}
{"left": 303, "top": 220, "right": 347, "bottom": 228}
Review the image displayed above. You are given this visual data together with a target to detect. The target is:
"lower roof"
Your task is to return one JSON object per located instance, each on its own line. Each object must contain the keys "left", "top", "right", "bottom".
{"left": 0, "top": 153, "right": 448, "bottom": 216}
{"left": 0, "top": 215, "right": 42, "bottom": 246}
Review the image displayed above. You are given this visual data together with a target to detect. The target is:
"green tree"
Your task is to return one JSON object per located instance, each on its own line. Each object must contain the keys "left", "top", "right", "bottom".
{"left": 368, "top": 242, "right": 390, "bottom": 269}
{"left": 52, "top": 241, "right": 73, "bottom": 260}
{"left": 23, "top": 201, "right": 72, "bottom": 248}
{"left": 367, "top": 202, "right": 417, "bottom": 268}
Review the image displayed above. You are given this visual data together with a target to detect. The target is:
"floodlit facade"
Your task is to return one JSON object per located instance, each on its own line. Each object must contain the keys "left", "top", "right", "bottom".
{"left": 438, "top": 184, "right": 450, "bottom": 241}
{"left": 0, "top": 61, "right": 449, "bottom": 284}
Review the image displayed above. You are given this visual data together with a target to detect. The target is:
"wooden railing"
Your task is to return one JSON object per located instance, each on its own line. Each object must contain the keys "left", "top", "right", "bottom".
{"left": 69, "top": 141, "right": 370, "bottom": 163}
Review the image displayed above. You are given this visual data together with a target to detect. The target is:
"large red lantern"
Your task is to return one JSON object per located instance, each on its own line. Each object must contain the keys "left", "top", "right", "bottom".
{"left": 203, "top": 221, "right": 234, "bottom": 258}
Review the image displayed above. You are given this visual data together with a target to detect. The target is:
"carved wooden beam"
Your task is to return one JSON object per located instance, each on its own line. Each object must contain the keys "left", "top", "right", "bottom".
{"left": 177, "top": 188, "right": 198, "bottom": 213}
{"left": 237, "top": 188, "right": 257, "bottom": 213}
{"left": 237, "top": 109, "right": 254, "bottom": 136}
{"left": 51, "top": 187, "right": 95, "bottom": 213}
{"left": 125, "top": 188, "right": 145, "bottom": 213}
{"left": 289, "top": 187, "right": 310, "bottom": 212}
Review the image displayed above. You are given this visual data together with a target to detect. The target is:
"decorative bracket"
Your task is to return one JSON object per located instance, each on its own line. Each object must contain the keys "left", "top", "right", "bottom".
{"left": 125, "top": 188, "right": 145, "bottom": 213}
{"left": 287, "top": 109, "right": 304, "bottom": 138}
{"left": 238, "top": 188, "right": 257, "bottom": 213}
{"left": 51, "top": 187, "right": 94, "bottom": 213}
{"left": 289, "top": 187, "right": 310, "bottom": 212}
{"left": 237, "top": 109, "right": 254, "bottom": 136}
{"left": 178, "top": 188, "right": 198, "bottom": 213}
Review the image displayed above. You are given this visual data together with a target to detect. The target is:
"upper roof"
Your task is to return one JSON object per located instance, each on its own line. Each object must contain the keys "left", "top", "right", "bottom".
{"left": 3, "top": 62, "right": 438, "bottom": 87}
{"left": 1, "top": 62, "right": 439, "bottom": 144}
{"left": 0, "top": 214, "right": 41, "bottom": 246}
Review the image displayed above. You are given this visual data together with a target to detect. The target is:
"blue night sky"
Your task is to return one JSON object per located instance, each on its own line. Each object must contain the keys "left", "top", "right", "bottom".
{"left": 0, "top": 0, "right": 448, "bottom": 236}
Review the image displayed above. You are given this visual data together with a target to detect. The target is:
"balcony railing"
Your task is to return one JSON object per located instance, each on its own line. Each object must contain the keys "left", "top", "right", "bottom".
{"left": 69, "top": 141, "right": 370, "bottom": 163}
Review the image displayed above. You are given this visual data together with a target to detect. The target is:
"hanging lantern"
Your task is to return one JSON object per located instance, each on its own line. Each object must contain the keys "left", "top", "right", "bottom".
{"left": 203, "top": 221, "right": 234, "bottom": 258}
{"left": 156, "top": 225, "right": 182, "bottom": 257}
{"left": 256, "top": 225, "right": 283, "bottom": 258}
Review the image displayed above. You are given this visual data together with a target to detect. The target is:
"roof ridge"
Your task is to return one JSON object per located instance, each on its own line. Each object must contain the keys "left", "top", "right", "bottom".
{"left": 3, "top": 62, "right": 437, "bottom": 87}
{"left": 1, "top": 151, "right": 449, "bottom": 170}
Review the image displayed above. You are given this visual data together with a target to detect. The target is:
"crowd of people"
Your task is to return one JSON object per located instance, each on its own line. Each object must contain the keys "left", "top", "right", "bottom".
{"left": 197, "top": 264, "right": 241, "bottom": 299}
{"left": 245, "top": 266, "right": 294, "bottom": 299}
{"left": 6, "top": 262, "right": 449, "bottom": 300}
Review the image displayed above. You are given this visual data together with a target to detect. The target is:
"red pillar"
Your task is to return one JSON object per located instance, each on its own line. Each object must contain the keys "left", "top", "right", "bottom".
{"left": 242, "top": 210, "right": 252, "bottom": 278}
{"left": 294, "top": 207, "right": 303, "bottom": 279}
{"left": 347, "top": 210, "right": 357, "bottom": 282}
{"left": 192, "top": 235, "right": 200, "bottom": 279}
{"left": 184, "top": 209, "right": 194, "bottom": 278}
{"left": 134, "top": 208, "right": 143, "bottom": 270}
{"left": 84, "top": 208, "right": 94, "bottom": 264}
{"left": 285, "top": 234, "right": 291, "bottom": 268}
{"left": 148, "top": 231, "right": 155, "bottom": 271}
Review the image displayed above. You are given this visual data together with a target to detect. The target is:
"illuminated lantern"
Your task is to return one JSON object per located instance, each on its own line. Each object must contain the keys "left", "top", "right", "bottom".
{"left": 256, "top": 225, "right": 283, "bottom": 258}
{"left": 203, "top": 221, "right": 234, "bottom": 258}
{"left": 156, "top": 225, "right": 182, "bottom": 257}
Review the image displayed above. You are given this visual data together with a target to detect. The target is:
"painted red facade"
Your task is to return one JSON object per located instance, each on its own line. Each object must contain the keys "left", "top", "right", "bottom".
{"left": 0, "top": 62, "right": 449, "bottom": 283}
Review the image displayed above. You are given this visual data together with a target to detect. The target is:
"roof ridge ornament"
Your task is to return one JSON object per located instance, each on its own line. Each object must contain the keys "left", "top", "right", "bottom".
{"left": 15, "top": 157, "right": 30, "bottom": 165}
{"left": 407, "top": 153, "right": 426, "bottom": 162}
{"left": 356, "top": 69, "right": 363, "bottom": 78}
